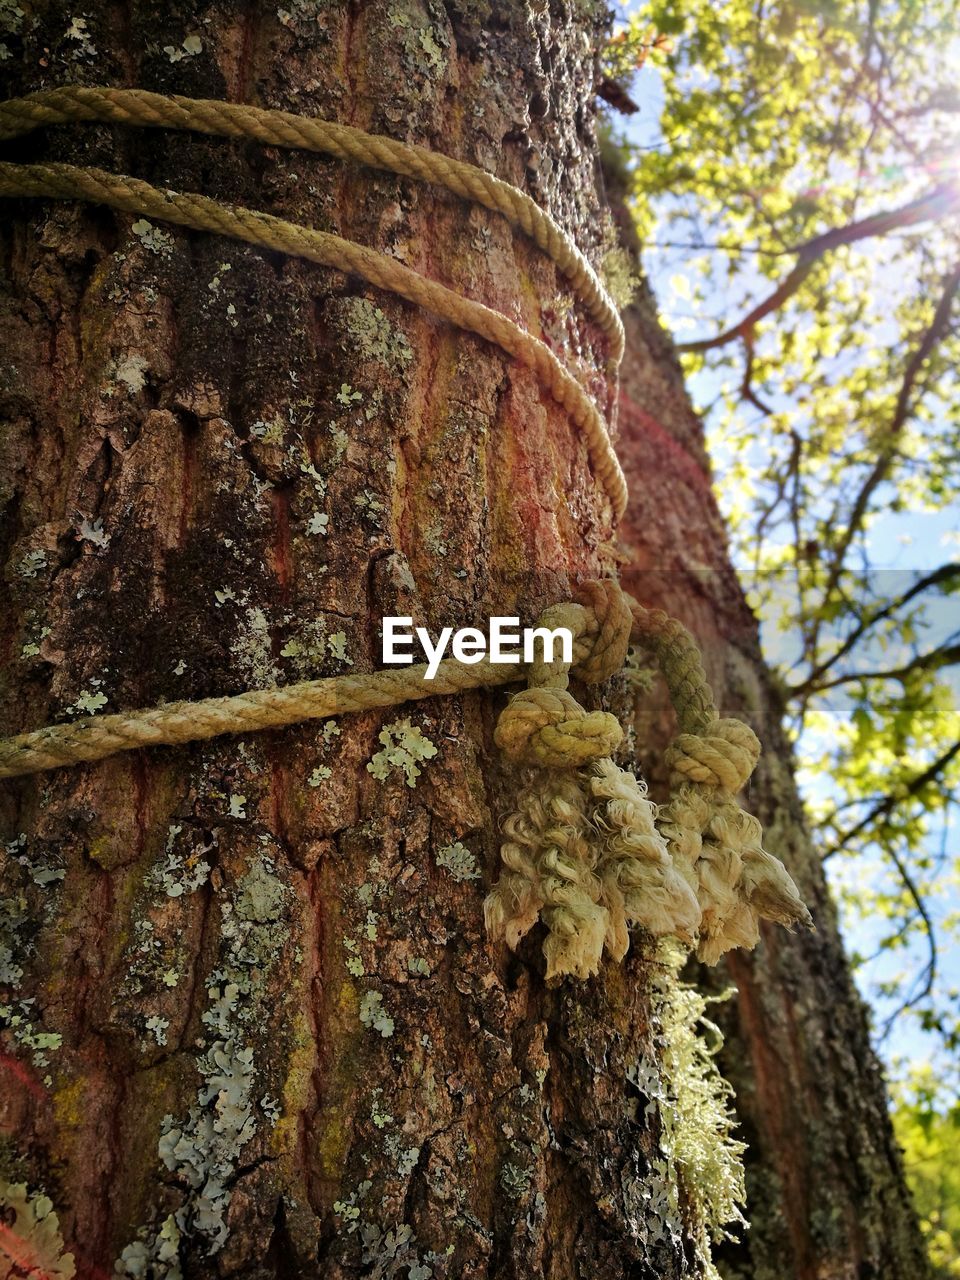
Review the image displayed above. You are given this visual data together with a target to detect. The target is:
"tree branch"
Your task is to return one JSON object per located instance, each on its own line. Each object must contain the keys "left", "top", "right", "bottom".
{"left": 876, "top": 852, "right": 937, "bottom": 1041}
{"left": 677, "top": 183, "right": 958, "bottom": 354}
{"left": 823, "top": 738, "right": 960, "bottom": 859}
{"left": 800, "top": 641, "right": 960, "bottom": 694}
{"left": 895, "top": 88, "right": 960, "bottom": 117}
{"left": 740, "top": 337, "right": 774, "bottom": 415}
{"left": 810, "top": 261, "right": 960, "bottom": 640}
{"left": 789, "top": 563, "right": 960, "bottom": 698}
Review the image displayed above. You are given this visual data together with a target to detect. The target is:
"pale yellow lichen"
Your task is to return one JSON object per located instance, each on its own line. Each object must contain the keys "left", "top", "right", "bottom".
{"left": 0, "top": 1182, "right": 76, "bottom": 1279}
{"left": 639, "top": 946, "right": 747, "bottom": 1274}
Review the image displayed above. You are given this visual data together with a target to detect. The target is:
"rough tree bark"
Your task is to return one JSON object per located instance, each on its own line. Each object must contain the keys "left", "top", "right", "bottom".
{"left": 0, "top": 4, "right": 928, "bottom": 1280}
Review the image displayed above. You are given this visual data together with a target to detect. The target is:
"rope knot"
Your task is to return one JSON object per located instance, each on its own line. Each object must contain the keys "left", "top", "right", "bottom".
{"left": 525, "top": 602, "right": 585, "bottom": 689}
{"left": 664, "top": 717, "right": 760, "bottom": 792}
{"left": 571, "top": 578, "right": 633, "bottom": 685}
{"left": 494, "top": 688, "right": 623, "bottom": 767}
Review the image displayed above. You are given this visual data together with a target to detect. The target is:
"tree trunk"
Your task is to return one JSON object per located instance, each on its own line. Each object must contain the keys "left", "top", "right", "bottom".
{"left": 0, "top": 4, "right": 928, "bottom": 1280}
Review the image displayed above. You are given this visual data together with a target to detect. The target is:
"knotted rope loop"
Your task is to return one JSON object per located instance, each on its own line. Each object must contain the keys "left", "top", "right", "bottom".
{"left": 494, "top": 688, "right": 623, "bottom": 767}
{"left": 495, "top": 582, "right": 630, "bottom": 768}
{"left": 657, "top": 713, "right": 811, "bottom": 964}
{"left": 628, "top": 603, "right": 718, "bottom": 734}
{"left": 664, "top": 718, "right": 761, "bottom": 793}
{"left": 571, "top": 578, "right": 633, "bottom": 685}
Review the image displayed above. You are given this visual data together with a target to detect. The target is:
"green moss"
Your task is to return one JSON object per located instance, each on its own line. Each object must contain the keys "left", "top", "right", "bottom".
{"left": 51, "top": 1076, "right": 86, "bottom": 1132}
{"left": 316, "top": 1111, "right": 352, "bottom": 1183}
{"left": 86, "top": 834, "right": 115, "bottom": 870}
{"left": 597, "top": 206, "right": 639, "bottom": 311}
{"left": 273, "top": 1007, "right": 314, "bottom": 1157}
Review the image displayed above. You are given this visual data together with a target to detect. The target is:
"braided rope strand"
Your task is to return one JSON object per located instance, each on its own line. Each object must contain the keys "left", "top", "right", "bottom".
{"left": 628, "top": 602, "right": 719, "bottom": 734}
{"left": 0, "top": 85, "right": 624, "bottom": 363}
{"left": 0, "top": 589, "right": 744, "bottom": 782}
{"left": 0, "top": 160, "right": 628, "bottom": 518}
{"left": 0, "top": 641, "right": 602, "bottom": 780}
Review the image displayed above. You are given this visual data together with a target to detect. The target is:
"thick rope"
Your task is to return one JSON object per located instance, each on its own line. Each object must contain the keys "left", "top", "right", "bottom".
{"left": 0, "top": 160, "right": 628, "bottom": 519}
{"left": 0, "top": 607, "right": 626, "bottom": 779}
{"left": 494, "top": 597, "right": 624, "bottom": 766}
{"left": 0, "top": 85, "right": 624, "bottom": 364}
{"left": 486, "top": 589, "right": 703, "bottom": 976}
{"left": 0, "top": 96, "right": 810, "bottom": 980}
{"left": 0, "top": 650, "right": 575, "bottom": 780}
{"left": 0, "top": 587, "right": 763, "bottom": 789}
{"left": 629, "top": 602, "right": 718, "bottom": 734}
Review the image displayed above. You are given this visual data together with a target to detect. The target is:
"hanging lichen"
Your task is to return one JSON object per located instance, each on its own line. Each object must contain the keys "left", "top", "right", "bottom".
{"left": 629, "top": 945, "right": 747, "bottom": 1277}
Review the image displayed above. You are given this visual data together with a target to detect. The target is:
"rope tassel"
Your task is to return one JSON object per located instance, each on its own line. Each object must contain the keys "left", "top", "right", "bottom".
{"left": 631, "top": 606, "right": 814, "bottom": 968}
{"left": 483, "top": 585, "right": 812, "bottom": 978}
{"left": 483, "top": 773, "right": 608, "bottom": 981}
{"left": 589, "top": 760, "right": 701, "bottom": 957}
